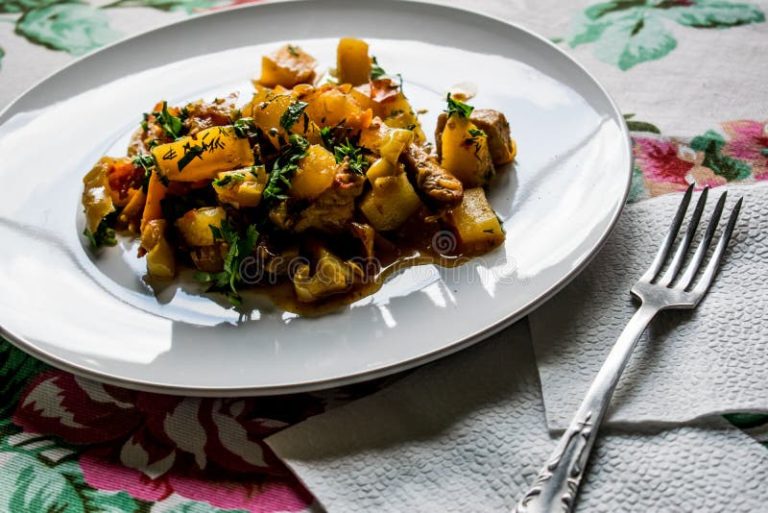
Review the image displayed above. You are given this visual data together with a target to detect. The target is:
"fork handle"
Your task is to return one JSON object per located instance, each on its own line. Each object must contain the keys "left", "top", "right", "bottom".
{"left": 515, "top": 303, "right": 659, "bottom": 513}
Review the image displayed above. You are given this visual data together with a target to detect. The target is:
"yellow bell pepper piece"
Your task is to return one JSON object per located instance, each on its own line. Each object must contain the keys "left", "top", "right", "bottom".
{"left": 151, "top": 126, "right": 254, "bottom": 182}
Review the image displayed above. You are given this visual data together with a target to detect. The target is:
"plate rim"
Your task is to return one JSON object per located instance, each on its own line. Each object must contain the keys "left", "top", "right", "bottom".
{"left": 0, "top": 0, "right": 632, "bottom": 396}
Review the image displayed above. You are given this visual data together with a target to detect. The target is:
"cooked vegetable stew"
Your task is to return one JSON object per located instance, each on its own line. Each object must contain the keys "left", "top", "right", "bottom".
{"left": 82, "top": 38, "right": 517, "bottom": 310}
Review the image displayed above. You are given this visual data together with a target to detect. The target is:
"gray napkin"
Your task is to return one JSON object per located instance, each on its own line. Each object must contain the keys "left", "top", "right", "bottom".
{"left": 267, "top": 322, "right": 768, "bottom": 512}
{"left": 530, "top": 183, "right": 768, "bottom": 431}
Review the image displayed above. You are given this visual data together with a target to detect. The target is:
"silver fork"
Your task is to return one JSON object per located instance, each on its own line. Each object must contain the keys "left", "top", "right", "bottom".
{"left": 515, "top": 185, "right": 742, "bottom": 513}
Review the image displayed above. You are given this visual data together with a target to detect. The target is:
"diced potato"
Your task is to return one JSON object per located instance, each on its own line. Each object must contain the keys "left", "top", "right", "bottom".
{"left": 365, "top": 158, "right": 395, "bottom": 182}
{"left": 291, "top": 145, "right": 337, "bottom": 199}
{"left": 244, "top": 87, "right": 321, "bottom": 149}
{"left": 360, "top": 172, "right": 422, "bottom": 231}
{"left": 258, "top": 44, "right": 317, "bottom": 88}
{"left": 337, "top": 38, "right": 371, "bottom": 86}
{"left": 146, "top": 235, "right": 176, "bottom": 279}
{"left": 446, "top": 188, "right": 504, "bottom": 253}
{"left": 379, "top": 128, "right": 413, "bottom": 163}
{"left": 349, "top": 85, "right": 375, "bottom": 111}
{"left": 176, "top": 207, "right": 226, "bottom": 246}
{"left": 440, "top": 116, "right": 495, "bottom": 187}
{"left": 376, "top": 92, "right": 426, "bottom": 144}
{"left": 82, "top": 157, "right": 117, "bottom": 234}
{"left": 213, "top": 167, "right": 268, "bottom": 208}
{"left": 152, "top": 126, "right": 254, "bottom": 182}
{"left": 141, "top": 219, "right": 176, "bottom": 278}
{"left": 359, "top": 118, "right": 391, "bottom": 152}
{"left": 293, "top": 248, "right": 362, "bottom": 302}
{"left": 305, "top": 87, "right": 372, "bottom": 131}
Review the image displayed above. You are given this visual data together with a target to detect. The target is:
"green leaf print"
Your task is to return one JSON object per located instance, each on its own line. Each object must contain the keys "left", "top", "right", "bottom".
{"left": 690, "top": 129, "right": 752, "bottom": 181}
{"left": 0, "top": 0, "right": 61, "bottom": 15}
{"left": 15, "top": 3, "right": 120, "bottom": 56}
{"left": 161, "top": 501, "right": 248, "bottom": 513}
{"left": 0, "top": 444, "right": 139, "bottom": 513}
{"left": 0, "top": 339, "right": 48, "bottom": 416}
{"left": 660, "top": 1, "right": 765, "bottom": 28}
{"left": 103, "top": 0, "right": 218, "bottom": 13}
{"left": 593, "top": 10, "right": 676, "bottom": 70}
{"left": 624, "top": 113, "right": 661, "bottom": 134}
{"left": 568, "top": 0, "right": 765, "bottom": 69}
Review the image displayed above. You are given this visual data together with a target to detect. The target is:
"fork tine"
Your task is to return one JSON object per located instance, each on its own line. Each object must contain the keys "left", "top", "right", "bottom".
{"left": 641, "top": 184, "right": 694, "bottom": 282}
{"left": 677, "top": 191, "right": 728, "bottom": 290}
{"left": 658, "top": 187, "right": 709, "bottom": 286}
{"left": 691, "top": 197, "right": 742, "bottom": 296}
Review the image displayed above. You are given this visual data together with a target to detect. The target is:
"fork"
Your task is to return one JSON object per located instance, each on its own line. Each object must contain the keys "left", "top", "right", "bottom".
{"left": 514, "top": 185, "right": 742, "bottom": 513}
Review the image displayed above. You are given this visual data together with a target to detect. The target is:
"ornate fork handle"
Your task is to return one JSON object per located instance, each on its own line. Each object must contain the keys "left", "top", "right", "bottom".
{"left": 516, "top": 304, "right": 659, "bottom": 513}
{"left": 515, "top": 186, "right": 741, "bottom": 513}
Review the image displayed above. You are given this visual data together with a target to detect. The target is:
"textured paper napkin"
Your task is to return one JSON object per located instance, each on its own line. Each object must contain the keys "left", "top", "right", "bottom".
{"left": 530, "top": 183, "right": 768, "bottom": 431}
{"left": 267, "top": 322, "right": 768, "bottom": 513}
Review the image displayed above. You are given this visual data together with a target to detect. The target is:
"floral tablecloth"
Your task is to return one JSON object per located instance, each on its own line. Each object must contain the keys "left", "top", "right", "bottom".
{"left": 1, "top": 1, "right": 768, "bottom": 511}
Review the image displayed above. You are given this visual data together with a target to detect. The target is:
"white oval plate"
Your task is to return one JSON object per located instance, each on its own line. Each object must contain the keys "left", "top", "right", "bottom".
{"left": 0, "top": 0, "right": 631, "bottom": 396}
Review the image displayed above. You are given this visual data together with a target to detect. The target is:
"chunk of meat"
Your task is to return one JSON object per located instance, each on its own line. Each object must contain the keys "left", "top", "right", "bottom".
{"left": 402, "top": 144, "right": 463, "bottom": 206}
{"left": 293, "top": 166, "right": 365, "bottom": 233}
{"left": 183, "top": 95, "right": 238, "bottom": 136}
{"left": 435, "top": 109, "right": 515, "bottom": 165}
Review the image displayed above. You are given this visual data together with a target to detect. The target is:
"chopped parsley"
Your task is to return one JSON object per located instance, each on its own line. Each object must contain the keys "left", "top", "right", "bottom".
{"left": 287, "top": 44, "right": 300, "bottom": 57}
{"left": 83, "top": 218, "right": 117, "bottom": 250}
{"left": 279, "top": 101, "right": 309, "bottom": 132}
{"left": 370, "top": 56, "right": 387, "bottom": 80}
{"left": 213, "top": 172, "right": 246, "bottom": 188}
{"left": 468, "top": 128, "right": 485, "bottom": 138}
{"left": 263, "top": 134, "right": 310, "bottom": 203}
{"left": 177, "top": 144, "right": 205, "bottom": 172}
{"left": 320, "top": 126, "right": 334, "bottom": 149}
{"left": 194, "top": 221, "right": 259, "bottom": 306}
{"left": 132, "top": 153, "right": 156, "bottom": 192}
{"left": 445, "top": 93, "right": 474, "bottom": 119}
{"left": 233, "top": 117, "right": 256, "bottom": 138}
{"left": 154, "top": 101, "right": 184, "bottom": 140}
{"left": 333, "top": 140, "right": 368, "bottom": 175}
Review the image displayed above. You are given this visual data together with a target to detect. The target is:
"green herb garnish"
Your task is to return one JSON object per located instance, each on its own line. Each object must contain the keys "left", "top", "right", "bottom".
{"left": 132, "top": 154, "right": 156, "bottom": 192}
{"left": 370, "top": 56, "right": 387, "bottom": 80}
{"left": 213, "top": 172, "right": 245, "bottom": 188}
{"left": 468, "top": 128, "right": 485, "bottom": 138}
{"left": 445, "top": 93, "right": 474, "bottom": 119}
{"left": 154, "top": 101, "right": 184, "bottom": 140}
{"left": 334, "top": 140, "right": 368, "bottom": 176}
{"left": 177, "top": 143, "right": 205, "bottom": 172}
{"left": 83, "top": 219, "right": 117, "bottom": 250}
{"left": 287, "top": 44, "right": 300, "bottom": 57}
{"left": 279, "top": 101, "right": 309, "bottom": 132}
{"left": 194, "top": 221, "right": 259, "bottom": 306}
{"left": 320, "top": 126, "right": 334, "bottom": 149}
{"left": 233, "top": 117, "right": 256, "bottom": 138}
{"left": 263, "top": 134, "right": 310, "bottom": 203}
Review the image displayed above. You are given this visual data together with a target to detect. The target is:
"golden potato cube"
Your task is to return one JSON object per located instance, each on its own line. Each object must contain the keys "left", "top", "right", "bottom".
{"left": 440, "top": 116, "right": 495, "bottom": 187}
{"left": 175, "top": 207, "right": 226, "bottom": 246}
{"left": 379, "top": 128, "right": 413, "bottom": 164}
{"left": 446, "top": 188, "right": 504, "bottom": 253}
{"left": 337, "top": 38, "right": 372, "bottom": 86}
{"left": 291, "top": 145, "right": 337, "bottom": 200}
{"left": 146, "top": 235, "right": 176, "bottom": 279}
{"left": 213, "top": 167, "right": 268, "bottom": 208}
{"left": 377, "top": 93, "right": 426, "bottom": 144}
{"left": 360, "top": 172, "right": 422, "bottom": 231}
{"left": 305, "top": 88, "right": 371, "bottom": 130}
{"left": 258, "top": 44, "right": 317, "bottom": 88}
